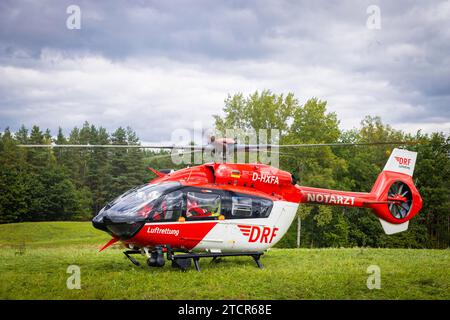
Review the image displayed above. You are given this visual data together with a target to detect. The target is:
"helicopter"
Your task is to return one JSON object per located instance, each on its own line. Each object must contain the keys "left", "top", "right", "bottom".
{"left": 19, "top": 138, "right": 422, "bottom": 271}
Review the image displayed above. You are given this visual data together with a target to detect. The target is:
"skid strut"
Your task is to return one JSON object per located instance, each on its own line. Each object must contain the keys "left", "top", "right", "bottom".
{"left": 123, "top": 250, "right": 141, "bottom": 266}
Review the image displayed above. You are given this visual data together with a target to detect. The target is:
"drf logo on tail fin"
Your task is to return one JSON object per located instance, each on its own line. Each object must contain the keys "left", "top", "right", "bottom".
{"left": 383, "top": 148, "right": 417, "bottom": 176}
{"left": 394, "top": 156, "right": 412, "bottom": 168}
{"left": 238, "top": 225, "right": 278, "bottom": 243}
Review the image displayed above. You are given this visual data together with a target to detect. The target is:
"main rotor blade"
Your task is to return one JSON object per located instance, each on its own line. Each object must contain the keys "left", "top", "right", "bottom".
{"left": 240, "top": 149, "right": 298, "bottom": 158}
{"left": 239, "top": 141, "right": 417, "bottom": 149}
{"left": 18, "top": 144, "right": 205, "bottom": 150}
{"left": 147, "top": 150, "right": 204, "bottom": 160}
{"left": 18, "top": 140, "right": 417, "bottom": 150}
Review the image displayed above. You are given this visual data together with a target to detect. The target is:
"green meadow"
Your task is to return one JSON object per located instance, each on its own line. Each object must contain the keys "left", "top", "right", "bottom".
{"left": 0, "top": 222, "right": 448, "bottom": 300}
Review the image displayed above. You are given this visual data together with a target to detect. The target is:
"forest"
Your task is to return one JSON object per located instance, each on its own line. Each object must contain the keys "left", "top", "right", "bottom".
{"left": 0, "top": 90, "right": 448, "bottom": 248}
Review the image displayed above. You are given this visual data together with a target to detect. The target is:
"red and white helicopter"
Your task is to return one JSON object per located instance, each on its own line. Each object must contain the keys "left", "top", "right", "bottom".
{"left": 21, "top": 139, "right": 423, "bottom": 271}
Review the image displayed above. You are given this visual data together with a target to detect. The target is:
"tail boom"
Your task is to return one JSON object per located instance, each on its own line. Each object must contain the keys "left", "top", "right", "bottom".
{"left": 298, "top": 186, "right": 374, "bottom": 208}
{"left": 297, "top": 170, "right": 422, "bottom": 225}
{"left": 295, "top": 148, "right": 422, "bottom": 235}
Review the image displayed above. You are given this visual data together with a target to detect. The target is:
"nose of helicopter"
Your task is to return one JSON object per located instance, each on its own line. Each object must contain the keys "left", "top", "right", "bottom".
{"left": 92, "top": 210, "right": 146, "bottom": 239}
{"left": 92, "top": 212, "right": 108, "bottom": 232}
{"left": 92, "top": 181, "right": 181, "bottom": 239}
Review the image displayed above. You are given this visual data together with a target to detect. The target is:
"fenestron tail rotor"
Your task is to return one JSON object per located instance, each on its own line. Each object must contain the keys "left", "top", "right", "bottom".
{"left": 387, "top": 181, "right": 413, "bottom": 219}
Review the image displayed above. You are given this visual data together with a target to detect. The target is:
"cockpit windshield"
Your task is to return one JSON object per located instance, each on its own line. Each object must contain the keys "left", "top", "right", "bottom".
{"left": 102, "top": 182, "right": 181, "bottom": 221}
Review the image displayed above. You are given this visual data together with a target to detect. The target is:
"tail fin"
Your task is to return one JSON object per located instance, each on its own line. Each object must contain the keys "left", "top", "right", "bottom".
{"left": 383, "top": 148, "right": 417, "bottom": 176}
{"left": 369, "top": 148, "right": 422, "bottom": 234}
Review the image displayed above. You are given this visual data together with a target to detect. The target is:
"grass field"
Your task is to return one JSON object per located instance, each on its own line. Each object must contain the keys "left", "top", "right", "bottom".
{"left": 0, "top": 221, "right": 449, "bottom": 300}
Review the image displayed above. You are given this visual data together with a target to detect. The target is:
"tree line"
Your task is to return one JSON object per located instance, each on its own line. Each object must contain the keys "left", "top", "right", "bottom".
{"left": 0, "top": 123, "right": 151, "bottom": 222}
{"left": 0, "top": 90, "right": 449, "bottom": 248}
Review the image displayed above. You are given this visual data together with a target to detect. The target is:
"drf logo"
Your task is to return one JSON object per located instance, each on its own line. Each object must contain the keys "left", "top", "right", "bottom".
{"left": 238, "top": 225, "right": 279, "bottom": 243}
{"left": 394, "top": 156, "right": 412, "bottom": 168}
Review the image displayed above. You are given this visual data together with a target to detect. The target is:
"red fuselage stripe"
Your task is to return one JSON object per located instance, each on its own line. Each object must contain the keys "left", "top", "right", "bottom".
{"left": 125, "top": 221, "right": 218, "bottom": 250}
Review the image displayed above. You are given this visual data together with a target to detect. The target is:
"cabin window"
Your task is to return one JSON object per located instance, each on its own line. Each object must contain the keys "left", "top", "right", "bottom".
{"left": 231, "top": 197, "right": 253, "bottom": 217}
{"left": 253, "top": 198, "right": 273, "bottom": 218}
{"left": 148, "top": 190, "right": 184, "bottom": 222}
{"left": 230, "top": 196, "right": 273, "bottom": 218}
{"left": 186, "top": 192, "right": 221, "bottom": 219}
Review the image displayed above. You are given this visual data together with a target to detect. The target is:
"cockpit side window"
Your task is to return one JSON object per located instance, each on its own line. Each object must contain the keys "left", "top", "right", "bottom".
{"left": 186, "top": 191, "right": 221, "bottom": 220}
{"left": 148, "top": 190, "right": 184, "bottom": 222}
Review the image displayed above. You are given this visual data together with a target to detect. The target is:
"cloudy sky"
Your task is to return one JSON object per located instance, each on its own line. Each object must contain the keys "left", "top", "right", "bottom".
{"left": 0, "top": 0, "right": 449, "bottom": 142}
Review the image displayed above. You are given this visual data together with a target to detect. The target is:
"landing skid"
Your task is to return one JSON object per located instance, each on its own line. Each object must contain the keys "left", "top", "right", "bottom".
{"left": 167, "top": 250, "right": 265, "bottom": 272}
{"left": 123, "top": 247, "right": 265, "bottom": 272}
